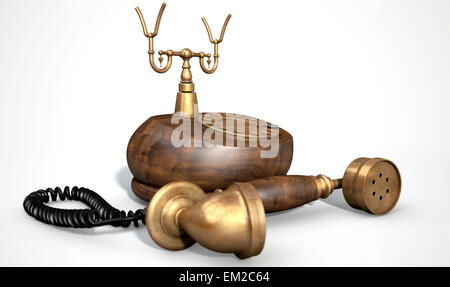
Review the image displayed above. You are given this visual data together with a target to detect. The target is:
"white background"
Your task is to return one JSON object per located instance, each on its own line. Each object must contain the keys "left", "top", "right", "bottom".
{"left": 1, "top": 0, "right": 449, "bottom": 266}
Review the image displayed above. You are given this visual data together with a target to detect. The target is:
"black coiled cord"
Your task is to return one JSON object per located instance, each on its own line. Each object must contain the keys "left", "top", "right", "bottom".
{"left": 23, "top": 186, "right": 145, "bottom": 228}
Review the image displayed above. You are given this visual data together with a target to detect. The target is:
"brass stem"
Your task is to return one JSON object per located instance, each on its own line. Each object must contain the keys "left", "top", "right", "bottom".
{"left": 333, "top": 178, "right": 343, "bottom": 190}
{"left": 315, "top": 175, "right": 342, "bottom": 199}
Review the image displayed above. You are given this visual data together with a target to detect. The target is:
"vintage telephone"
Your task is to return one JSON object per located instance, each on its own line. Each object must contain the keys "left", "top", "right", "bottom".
{"left": 128, "top": 3, "right": 293, "bottom": 200}
{"left": 22, "top": 3, "right": 402, "bottom": 259}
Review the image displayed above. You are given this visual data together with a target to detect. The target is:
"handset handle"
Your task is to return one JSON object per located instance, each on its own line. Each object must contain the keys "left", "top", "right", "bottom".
{"left": 249, "top": 175, "right": 340, "bottom": 212}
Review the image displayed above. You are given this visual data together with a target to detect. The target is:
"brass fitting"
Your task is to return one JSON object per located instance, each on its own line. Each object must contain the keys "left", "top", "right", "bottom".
{"left": 342, "top": 157, "right": 401, "bottom": 215}
{"left": 145, "top": 181, "right": 265, "bottom": 259}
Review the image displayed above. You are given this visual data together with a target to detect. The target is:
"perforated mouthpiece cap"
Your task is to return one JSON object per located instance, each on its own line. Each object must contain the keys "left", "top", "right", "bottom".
{"left": 342, "top": 158, "right": 401, "bottom": 215}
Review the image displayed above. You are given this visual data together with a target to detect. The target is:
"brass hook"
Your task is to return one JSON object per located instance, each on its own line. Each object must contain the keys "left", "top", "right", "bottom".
{"left": 201, "top": 14, "right": 232, "bottom": 44}
{"left": 135, "top": 3, "right": 172, "bottom": 73}
{"left": 135, "top": 3, "right": 166, "bottom": 38}
{"left": 199, "top": 14, "right": 231, "bottom": 74}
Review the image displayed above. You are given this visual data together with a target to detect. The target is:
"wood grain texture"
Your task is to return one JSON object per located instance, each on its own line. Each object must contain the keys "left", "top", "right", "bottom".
{"left": 127, "top": 113, "right": 293, "bottom": 193}
{"left": 131, "top": 177, "right": 160, "bottom": 201}
{"left": 249, "top": 175, "right": 319, "bottom": 212}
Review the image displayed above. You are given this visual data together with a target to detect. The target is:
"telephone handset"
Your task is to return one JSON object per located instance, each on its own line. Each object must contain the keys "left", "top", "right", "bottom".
{"left": 23, "top": 156, "right": 401, "bottom": 258}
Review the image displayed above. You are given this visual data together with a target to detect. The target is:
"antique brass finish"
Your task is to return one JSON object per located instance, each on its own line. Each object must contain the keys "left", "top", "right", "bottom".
{"left": 314, "top": 174, "right": 342, "bottom": 200}
{"left": 146, "top": 181, "right": 266, "bottom": 259}
{"left": 146, "top": 181, "right": 205, "bottom": 250}
{"left": 136, "top": 3, "right": 231, "bottom": 116}
{"left": 297, "top": 157, "right": 402, "bottom": 215}
{"left": 342, "top": 157, "right": 401, "bottom": 215}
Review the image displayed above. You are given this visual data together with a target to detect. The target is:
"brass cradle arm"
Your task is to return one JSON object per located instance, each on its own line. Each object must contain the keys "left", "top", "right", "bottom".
{"left": 135, "top": 4, "right": 172, "bottom": 73}
{"left": 135, "top": 2, "right": 231, "bottom": 75}
{"left": 135, "top": 2, "right": 232, "bottom": 116}
{"left": 199, "top": 14, "right": 232, "bottom": 74}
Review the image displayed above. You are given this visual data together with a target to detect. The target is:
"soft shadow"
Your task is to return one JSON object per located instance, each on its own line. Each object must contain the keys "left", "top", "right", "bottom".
{"left": 47, "top": 224, "right": 138, "bottom": 235}
{"left": 133, "top": 224, "right": 239, "bottom": 258}
{"left": 320, "top": 189, "right": 370, "bottom": 216}
{"left": 185, "top": 244, "right": 239, "bottom": 260}
{"left": 44, "top": 215, "right": 163, "bottom": 251}
{"left": 265, "top": 205, "right": 311, "bottom": 217}
{"left": 137, "top": 227, "right": 243, "bottom": 260}
{"left": 134, "top": 226, "right": 166, "bottom": 251}
{"left": 115, "top": 166, "right": 148, "bottom": 205}
{"left": 265, "top": 202, "right": 334, "bottom": 226}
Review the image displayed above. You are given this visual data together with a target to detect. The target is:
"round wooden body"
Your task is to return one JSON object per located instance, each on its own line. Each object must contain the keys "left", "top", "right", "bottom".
{"left": 127, "top": 113, "right": 293, "bottom": 200}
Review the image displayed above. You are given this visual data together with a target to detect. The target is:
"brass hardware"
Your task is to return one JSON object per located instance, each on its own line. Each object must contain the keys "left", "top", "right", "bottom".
{"left": 341, "top": 157, "right": 401, "bottom": 215}
{"left": 146, "top": 181, "right": 265, "bottom": 259}
{"left": 310, "top": 157, "right": 401, "bottom": 215}
{"left": 314, "top": 174, "right": 342, "bottom": 200}
{"left": 135, "top": 3, "right": 231, "bottom": 117}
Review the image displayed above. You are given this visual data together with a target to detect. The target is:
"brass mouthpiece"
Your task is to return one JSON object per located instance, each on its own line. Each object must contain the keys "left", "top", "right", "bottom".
{"left": 145, "top": 181, "right": 265, "bottom": 259}
{"left": 342, "top": 157, "right": 401, "bottom": 215}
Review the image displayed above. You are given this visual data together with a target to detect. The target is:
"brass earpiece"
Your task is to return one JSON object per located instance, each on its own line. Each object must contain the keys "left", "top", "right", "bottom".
{"left": 145, "top": 181, "right": 265, "bottom": 259}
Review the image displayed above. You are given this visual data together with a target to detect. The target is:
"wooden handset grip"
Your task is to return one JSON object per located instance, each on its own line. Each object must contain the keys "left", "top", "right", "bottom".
{"left": 250, "top": 176, "right": 317, "bottom": 212}
{"left": 248, "top": 175, "right": 341, "bottom": 213}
